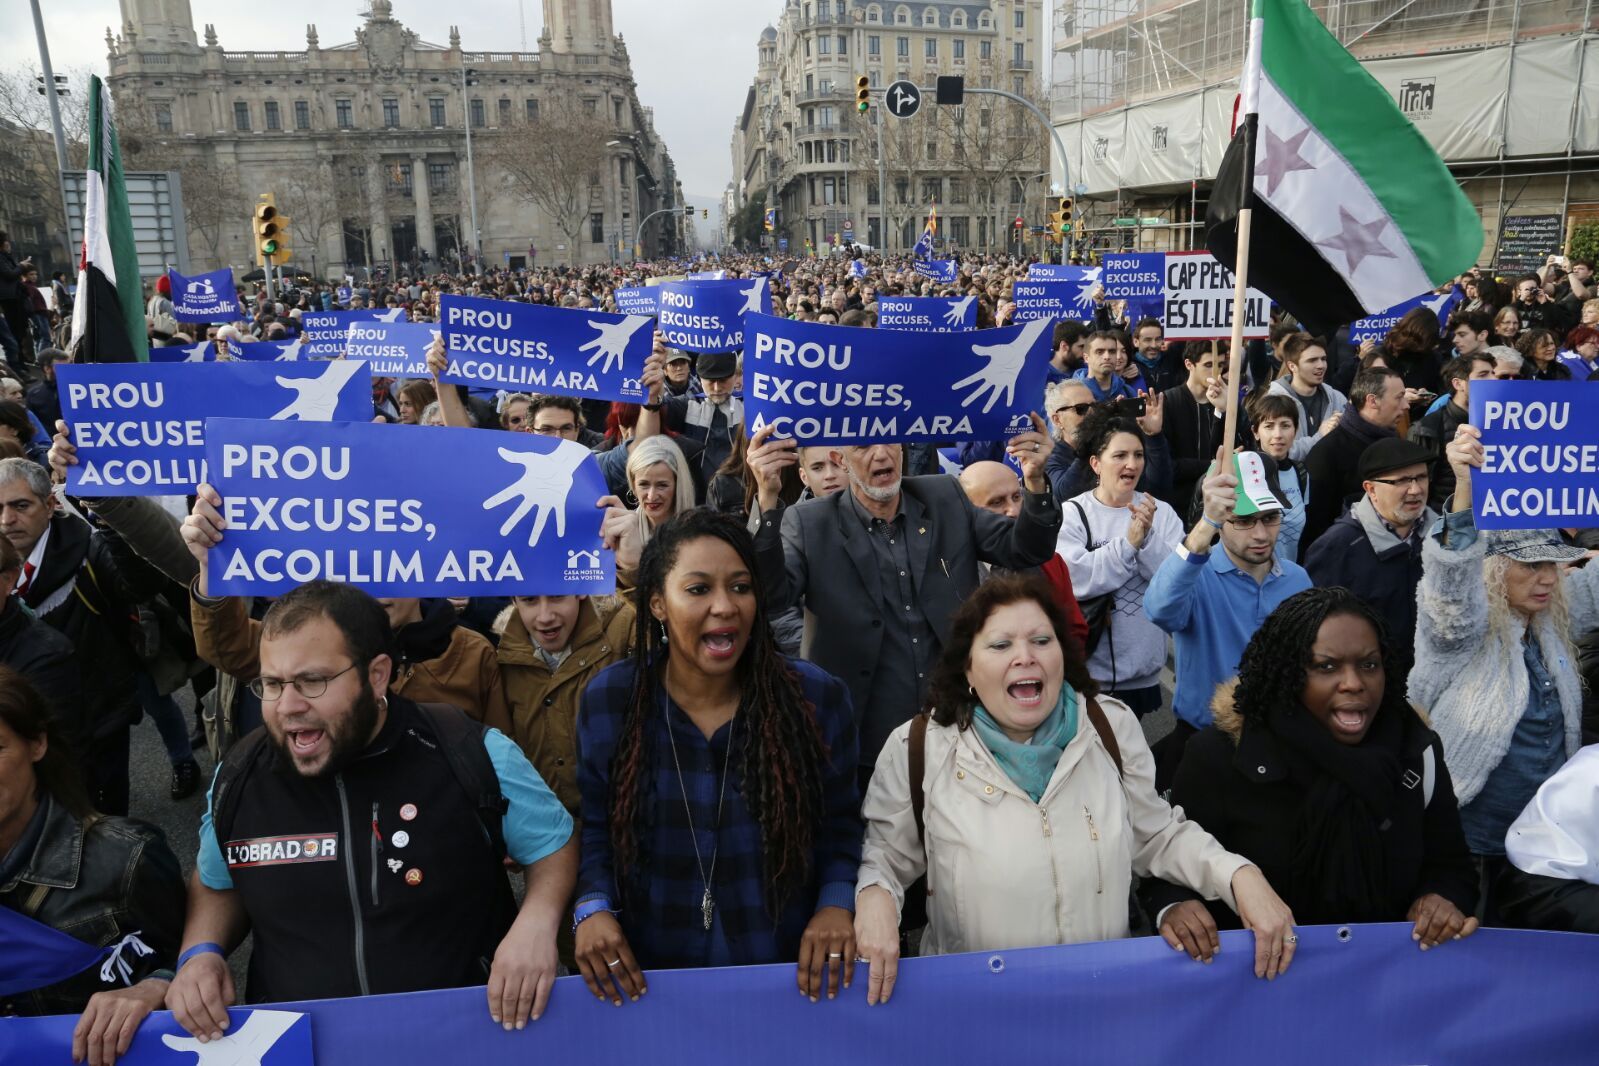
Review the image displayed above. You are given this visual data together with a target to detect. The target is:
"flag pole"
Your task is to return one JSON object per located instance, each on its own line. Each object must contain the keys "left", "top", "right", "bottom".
{"left": 1218, "top": 13, "right": 1264, "bottom": 474}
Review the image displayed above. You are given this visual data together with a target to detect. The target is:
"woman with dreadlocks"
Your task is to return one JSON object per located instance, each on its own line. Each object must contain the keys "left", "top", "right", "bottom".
{"left": 572, "top": 509, "right": 862, "bottom": 1005}
{"left": 1141, "top": 587, "right": 1479, "bottom": 954}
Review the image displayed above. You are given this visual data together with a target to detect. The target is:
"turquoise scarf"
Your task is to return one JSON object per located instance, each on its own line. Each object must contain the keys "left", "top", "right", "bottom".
{"left": 971, "top": 687, "right": 1079, "bottom": 803}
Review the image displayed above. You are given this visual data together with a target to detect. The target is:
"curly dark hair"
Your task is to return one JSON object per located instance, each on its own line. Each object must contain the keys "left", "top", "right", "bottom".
{"left": 927, "top": 575, "right": 1097, "bottom": 730}
{"left": 607, "top": 508, "right": 827, "bottom": 917}
{"left": 1070, "top": 407, "right": 1145, "bottom": 470}
{"left": 1231, "top": 588, "right": 1409, "bottom": 729}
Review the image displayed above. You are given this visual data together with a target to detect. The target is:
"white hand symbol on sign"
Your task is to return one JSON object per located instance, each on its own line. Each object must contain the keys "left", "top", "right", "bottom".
{"left": 738, "top": 278, "right": 767, "bottom": 316}
{"left": 943, "top": 295, "right": 976, "bottom": 327}
{"left": 577, "top": 316, "right": 651, "bottom": 374}
{"left": 482, "top": 439, "right": 590, "bottom": 546}
{"left": 952, "top": 319, "right": 1050, "bottom": 414}
{"left": 272, "top": 337, "right": 304, "bottom": 362}
{"left": 375, "top": 307, "right": 405, "bottom": 322}
{"left": 1072, "top": 268, "right": 1104, "bottom": 310}
{"left": 181, "top": 343, "right": 210, "bottom": 363}
{"left": 160, "top": 1009, "right": 301, "bottom": 1066}
{"left": 270, "top": 360, "right": 362, "bottom": 421}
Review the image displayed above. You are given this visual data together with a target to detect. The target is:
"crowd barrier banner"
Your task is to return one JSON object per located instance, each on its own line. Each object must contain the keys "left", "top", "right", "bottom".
{"left": 877, "top": 295, "right": 977, "bottom": 332}
{"left": 744, "top": 312, "right": 1052, "bottom": 445}
{"left": 1012, "top": 279, "right": 1097, "bottom": 324}
{"left": 655, "top": 278, "right": 771, "bottom": 354}
{"left": 167, "top": 268, "right": 244, "bottom": 323}
{"left": 301, "top": 309, "right": 404, "bottom": 360}
{"left": 1469, "top": 380, "right": 1599, "bottom": 530}
{"left": 614, "top": 286, "right": 660, "bottom": 316}
{"left": 1101, "top": 253, "right": 1165, "bottom": 300}
{"left": 3, "top": 926, "right": 1597, "bottom": 1065}
{"left": 231, "top": 338, "right": 307, "bottom": 362}
{"left": 1162, "top": 251, "right": 1271, "bottom": 341}
{"left": 1348, "top": 289, "right": 1463, "bottom": 346}
{"left": 56, "top": 361, "right": 371, "bottom": 497}
{"left": 149, "top": 340, "right": 218, "bottom": 364}
{"left": 203, "top": 417, "right": 614, "bottom": 597}
{"left": 437, "top": 294, "right": 653, "bottom": 402}
{"left": 913, "top": 259, "right": 957, "bottom": 283}
{"left": 344, "top": 321, "right": 438, "bottom": 378}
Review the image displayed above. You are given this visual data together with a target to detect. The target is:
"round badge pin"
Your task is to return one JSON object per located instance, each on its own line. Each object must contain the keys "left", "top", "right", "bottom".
{"left": 391, "top": 830, "right": 410, "bottom": 849}
{"left": 303, "top": 839, "right": 319, "bottom": 857}
{"left": 399, "top": 803, "right": 418, "bottom": 821}
{"left": 405, "top": 867, "right": 423, "bottom": 887}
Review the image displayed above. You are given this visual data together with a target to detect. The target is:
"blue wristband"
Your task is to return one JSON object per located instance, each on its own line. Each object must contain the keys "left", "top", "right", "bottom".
{"left": 572, "top": 899, "right": 616, "bottom": 933}
{"left": 177, "top": 942, "right": 225, "bottom": 970}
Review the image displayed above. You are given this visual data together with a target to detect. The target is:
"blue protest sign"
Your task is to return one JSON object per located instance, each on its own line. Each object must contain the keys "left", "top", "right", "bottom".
{"left": 5, "top": 926, "right": 1597, "bottom": 1066}
{"left": 203, "top": 419, "right": 615, "bottom": 597}
{"left": 150, "top": 340, "right": 218, "bottom": 363}
{"left": 778, "top": 237, "right": 789, "bottom": 252}
{"left": 1025, "top": 263, "right": 1100, "bottom": 284}
{"left": 614, "top": 286, "right": 659, "bottom": 316}
{"left": 437, "top": 293, "right": 651, "bottom": 401}
{"left": 1348, "top": 290, "right": 1463, "bottom": 346}
{"left": 1100, "top": 253, "right": 1164, "bottom": 299}
{"left": 301, "top": 308, "right": 404, "bottom": 359}
{"left": 1468, "top": 380, "right": 1599, "bottom": 530}
{"left": 687, "top": 269, "right": 727, "bottom": 281}
{"left": 345, "top": 321, "right": 439, "bottom": 378}
{"left": 1013, "top": 279, "right": 1095, "bottom": 324}
{"left": 56, "top": 361, "right": 372, "bottom": 496}
{"left": 849, "top": 259, "right": 868, "bottom": 279}
{"left": 877, "top": 295, "right": 977, "bottom": 332}
{"left": 913, "top": 259, "right": 957, "bottom": 283}
{"left": 744, "top": 312, "right": 1052, "bottom": 445}
{"left": 168, "top": 268, "right": 244, "bottom": 323}
{"left": 656, "top": 278, "right": 771, "bottom": 354}
{"left": 231, "top": 338, "right": 309, "bottom": 362}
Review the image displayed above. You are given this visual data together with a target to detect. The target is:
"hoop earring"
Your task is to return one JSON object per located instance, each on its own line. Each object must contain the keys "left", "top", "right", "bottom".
{"left": 967, "top": 685, "right": 975, "bottom": 697}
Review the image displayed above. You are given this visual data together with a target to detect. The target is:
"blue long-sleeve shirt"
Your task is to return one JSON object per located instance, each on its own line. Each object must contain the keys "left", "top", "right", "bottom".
{"left": 1145, "top": 541, "right": 1312, "bottom": 728}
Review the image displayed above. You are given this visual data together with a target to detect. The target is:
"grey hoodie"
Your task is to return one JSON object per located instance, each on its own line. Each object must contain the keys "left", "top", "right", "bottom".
{"left": 1266, "top": 377, "right": 1350, "bottom": 462}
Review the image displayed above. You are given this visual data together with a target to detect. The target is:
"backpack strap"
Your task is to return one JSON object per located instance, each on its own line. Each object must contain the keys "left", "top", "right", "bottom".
{"left": 1084, "top": 696, "right": 1123, "bottom": 777}
{"left": 209, "top": 729, "right": 271, "bottom": 848}
{"left": 909, "top": 712, "right": 930, "bottom": 844}
{"left": 414, "top": 703, "right": 509, "bottom": 861}
{"left": 1422, "top": 744, "right": 1436, "bottom": 808}
{"left": 1070, "top": 499, "right": 1093, "bottom": 547}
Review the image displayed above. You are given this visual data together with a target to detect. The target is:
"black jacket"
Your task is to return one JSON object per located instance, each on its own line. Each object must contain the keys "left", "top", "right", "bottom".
{"left": 1160, "top": 385, "right": 1239, "bottom": 524}
{"left": 0, "top": 247, "right": 20, "bottom": 302}
{"left": 0, "top": 796, "right": 185, "bottom": 1016}
{"left": 212, "top": 696, "right": 519, "bottom": 1004}
{"left": 1302, "top": 498, "right": 1431, "bottom": 662}
{"left": 25, "top": 381, "right": 61, "bottom": 433}
{"left": 1301, "top": 408, "right": 1396, "bottom": 549}
{"left": 1409, "top": 400, "right": 1469, "bottom": 511}
{"left": 1498, "top": 866, "right": 1599, "bottom": 934}
{"left": 0, "top": 596, "right": 80, "bottom": 718}
{"left": 23, "top": 513, "right": 169, "bottom": 744}
{"left": 1141, "top": 686, "right": 1478, "bottom": 927}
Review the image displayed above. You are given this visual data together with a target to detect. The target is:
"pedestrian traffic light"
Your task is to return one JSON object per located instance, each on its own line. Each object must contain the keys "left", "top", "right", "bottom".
{"left": 856, "top": 75, "right": 871, "bottom": 114}
{"left": 254, "top": 195, "right": 281, "bottom": 261}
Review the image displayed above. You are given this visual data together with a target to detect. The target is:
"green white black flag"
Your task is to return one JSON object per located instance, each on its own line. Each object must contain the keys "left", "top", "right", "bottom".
{"left": 68, "top": 75, "right": 146, "bottom": 362}
{"left": 1206, "top": 0, "right": 1483, "bottom": 338}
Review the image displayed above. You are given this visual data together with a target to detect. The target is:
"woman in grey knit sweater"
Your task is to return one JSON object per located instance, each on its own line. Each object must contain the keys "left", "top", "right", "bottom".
{"left": 1410, "top": 424, "right": 1599, "bottom": 917}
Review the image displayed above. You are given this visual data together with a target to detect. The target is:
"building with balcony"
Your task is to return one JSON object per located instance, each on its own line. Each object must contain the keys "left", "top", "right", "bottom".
{"left": 729, "top": 0, "right": 1048, "bottom": 254}
{"left": 1049, "top": 0, "right": 1599, "bottom": 266}
{"left": 105, "top": 0, "right": 683, "bottom": 274}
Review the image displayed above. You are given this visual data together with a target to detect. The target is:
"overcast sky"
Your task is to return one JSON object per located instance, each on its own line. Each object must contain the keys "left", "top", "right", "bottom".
{"left": 7, "top": 1, "right": 1052, "bottom": 211}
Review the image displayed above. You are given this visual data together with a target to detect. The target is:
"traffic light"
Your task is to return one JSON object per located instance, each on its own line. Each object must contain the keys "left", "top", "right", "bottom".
{"left": 856, "top": 75, "right": 871, "bottom": 114}
{"left": 272, "top": 212, "right": 293, "bottom": 264}
{"left": 683, "top": 204, "right": 693, "bottom": 219}
{"left": 702, "top": 209, "right": 709, "bottom": 220}
{"left": 1057, "top": 197, "right": 1073, "bottom": 237}
{"left": 254, "top": 195, "right": 281, "bottom": 261}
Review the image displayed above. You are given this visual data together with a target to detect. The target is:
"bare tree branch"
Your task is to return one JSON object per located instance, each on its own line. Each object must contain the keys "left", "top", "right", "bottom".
{"left": 483, "top": 99, "right": 612, "bottom": 257}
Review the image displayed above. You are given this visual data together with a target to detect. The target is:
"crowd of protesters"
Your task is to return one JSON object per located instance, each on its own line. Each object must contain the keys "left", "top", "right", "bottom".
{"left": 3, "top": 239, "right": 1599, "bottom": 1065}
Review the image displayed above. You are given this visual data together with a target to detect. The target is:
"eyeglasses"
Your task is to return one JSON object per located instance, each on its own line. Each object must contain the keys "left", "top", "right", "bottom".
{"left": 532, "top": 423, "right": 578, "bottom": 436}
{"left": 1226, "top": 512, "right": 1283, "bottom": 530}
{"left": 1052, "top": 402, "right": 1094, "bottom": 418}
{"left": 249, "top": 662, "right": 358, "bottom": 702}
{"left": 1368, "top": 473, "right": 1430, "bottom": 489}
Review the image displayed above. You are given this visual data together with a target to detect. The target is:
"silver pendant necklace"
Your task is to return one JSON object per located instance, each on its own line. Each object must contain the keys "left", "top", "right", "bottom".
{"left": 665, "top": 702, "right": 737, "bottom": 932}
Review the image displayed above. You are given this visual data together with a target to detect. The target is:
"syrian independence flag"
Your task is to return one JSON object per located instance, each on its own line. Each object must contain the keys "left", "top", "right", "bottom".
{"left": 69, "top": 75, "right": 147, "bottom": 362}
{"left": 1206, "top": 0, "right": 1482, "bottom": 339}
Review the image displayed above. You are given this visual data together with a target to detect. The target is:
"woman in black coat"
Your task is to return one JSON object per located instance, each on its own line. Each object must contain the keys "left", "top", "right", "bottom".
{"left": 1142, "top": 588, "right": 1479, "bottom": 959}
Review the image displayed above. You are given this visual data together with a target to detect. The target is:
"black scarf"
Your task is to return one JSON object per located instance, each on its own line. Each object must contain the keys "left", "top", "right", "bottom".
{"left": 1265, "top": 700, "right": 1422, "bottom": 923}
{"left": 396, "top": 599, "right": 458, "bottom": 667}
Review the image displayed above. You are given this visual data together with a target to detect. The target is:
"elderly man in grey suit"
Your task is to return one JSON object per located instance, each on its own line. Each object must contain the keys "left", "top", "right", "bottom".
{"left": 748, "top": 417, "right": 1062, "bottom": 782}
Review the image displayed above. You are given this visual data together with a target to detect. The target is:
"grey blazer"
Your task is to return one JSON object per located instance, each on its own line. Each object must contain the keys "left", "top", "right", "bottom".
{"left": 755, "top": 474, "right": 1062, "bottom": 744}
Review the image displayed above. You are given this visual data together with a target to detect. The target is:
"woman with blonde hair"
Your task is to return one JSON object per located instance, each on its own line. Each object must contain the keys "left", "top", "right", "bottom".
{"left": 1410, "top": 424, "right": 1599, "bottom": 918}
{"left": 624, "top": 434, "right": 696, "bottom": 544}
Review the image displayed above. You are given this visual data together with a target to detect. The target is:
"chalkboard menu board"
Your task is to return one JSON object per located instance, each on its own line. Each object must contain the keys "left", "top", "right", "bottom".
{"left": 1496, "top": 214, "right": 1563, "bottom": 275}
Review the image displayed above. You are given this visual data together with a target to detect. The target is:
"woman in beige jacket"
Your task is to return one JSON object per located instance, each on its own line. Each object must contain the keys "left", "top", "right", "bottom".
{"left": 854, "top": 576, "right": 1299, "bottom": 1005}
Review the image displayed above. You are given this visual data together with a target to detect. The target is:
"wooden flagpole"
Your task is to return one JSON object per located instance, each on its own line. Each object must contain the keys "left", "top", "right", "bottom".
{"left": 1218, "top": 16, "right": 1265, "bottom": 477}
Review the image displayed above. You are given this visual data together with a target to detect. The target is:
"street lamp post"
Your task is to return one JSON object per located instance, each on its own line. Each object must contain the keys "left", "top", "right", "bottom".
{"left": 459, "top": 59, "right": 483, "bottom": 274}
{"left": 29, "top": 0, "right": 75, "bottom": 274}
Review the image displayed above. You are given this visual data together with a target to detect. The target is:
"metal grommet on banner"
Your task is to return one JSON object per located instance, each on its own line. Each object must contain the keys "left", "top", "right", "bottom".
{"left": 1337, "top": 927, "right": 1353, "bottom": 943}
{"left": 987, "top": 955, "right": 1005, "bottom": 974}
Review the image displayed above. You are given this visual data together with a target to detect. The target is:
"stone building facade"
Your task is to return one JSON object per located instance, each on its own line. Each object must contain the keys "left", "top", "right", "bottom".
{"left": 728, "top": 0, "right": 1046, "bottom": 254}
{"left": 105, "top": 0, "right": 684, "bottom": 275}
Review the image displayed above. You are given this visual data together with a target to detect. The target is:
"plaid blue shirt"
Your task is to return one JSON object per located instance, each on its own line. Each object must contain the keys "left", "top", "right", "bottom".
{"left": 577, "top": 656, "right": 862, "bottom": 970}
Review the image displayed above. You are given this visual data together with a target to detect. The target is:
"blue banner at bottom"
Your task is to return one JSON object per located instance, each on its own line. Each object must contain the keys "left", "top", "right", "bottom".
{"left": 2, "top": 925, "right": 1595, "bottom": 1064}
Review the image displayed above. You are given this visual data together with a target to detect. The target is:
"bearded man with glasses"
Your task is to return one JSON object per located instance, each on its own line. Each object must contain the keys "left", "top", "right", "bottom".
{"left": 1305, "top": 438, "right": 1441, "bottom": 672}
